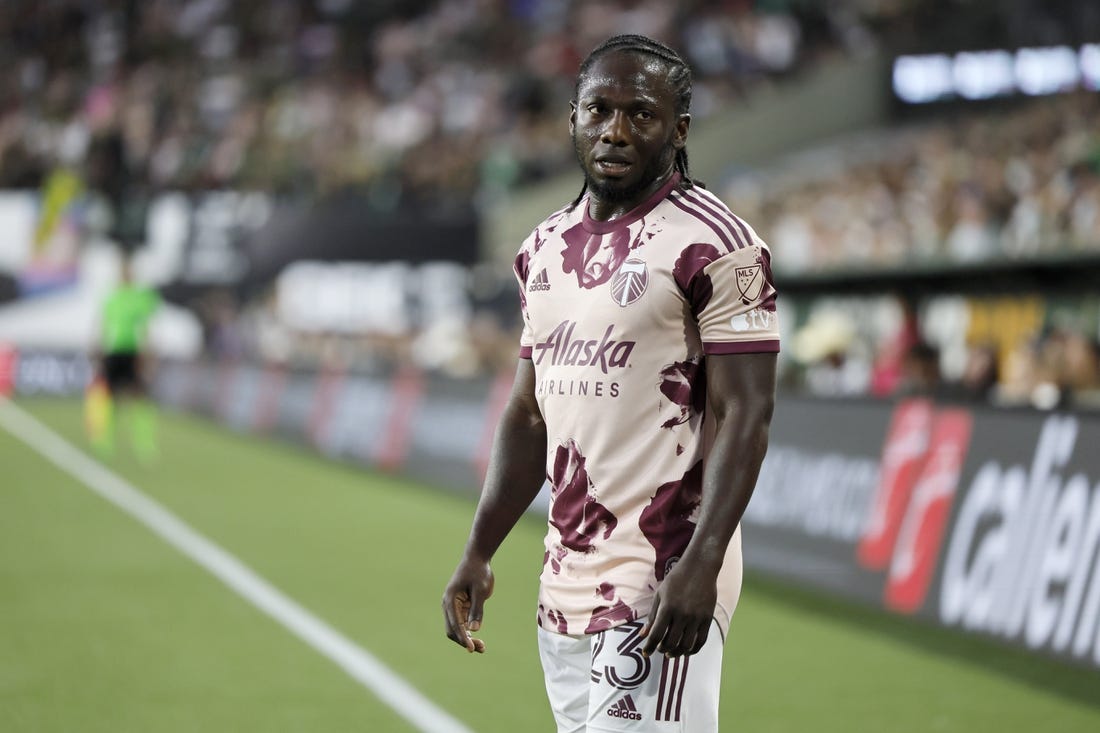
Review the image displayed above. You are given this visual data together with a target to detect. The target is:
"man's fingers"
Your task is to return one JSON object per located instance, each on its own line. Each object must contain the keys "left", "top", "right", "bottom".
{"left": 468, "top": 586, "right": 485, "bottom": 632}
{"left": 688, "top": 621, "right": 710, "bottom": 656}
{"left": 644, "top": 609, "right": 714, "bottom": 657}
{"left": 444, "top": 592, "right": 475, "bottom": 652}
{"left": 442, "top": 596, "right": 463, "bottom": 644}
{"left": 443, "top": 603, "right": 471, "bottom": 651}
{"left": 639, "top": 595, "right": 661, "bottom": 638}
{"left": 641, "top": 603, "right": 667, "bottom": 657}
{"left": 677, "top": 626, "right": 700, "bottom": 657}
{"left": 453, "top": 595, "right": 475, "bottom": 652}
{"left": 660, "top": 617, "right": 688, "bottom": 656}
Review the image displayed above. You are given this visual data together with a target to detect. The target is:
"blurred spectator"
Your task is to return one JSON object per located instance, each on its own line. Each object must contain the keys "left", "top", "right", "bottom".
{"left": 868, "top": 296, "right": 919, "bottom": 396}
{"left": 195, "top": 289, "right": 244, "bottom": 361}
{"left": 953, "top": 342, "right": 1000, "bottom": 403}
{"left": 1030, "top": 327, "right": 1100, "bottom": 409}
{"left": 790, "top": 310, "right": 869, "bottom": 396}
{"left": 897, "top": 340, "right": 942, "bottom": 397}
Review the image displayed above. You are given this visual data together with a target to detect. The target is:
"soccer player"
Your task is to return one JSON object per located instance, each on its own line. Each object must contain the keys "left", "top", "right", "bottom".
{"left": 89, "top": 254, "right": 161, "bottom": 461}
{"left": 443, "top": 34, "right": 778, "bottom": 731}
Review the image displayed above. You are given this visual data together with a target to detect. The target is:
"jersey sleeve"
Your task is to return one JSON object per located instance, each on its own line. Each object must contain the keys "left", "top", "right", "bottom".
{"left": 694, "top": 243, "right": 780, "bottom": 354}
{"left": 514, "top": 241, "right": 535, "bottom": 359}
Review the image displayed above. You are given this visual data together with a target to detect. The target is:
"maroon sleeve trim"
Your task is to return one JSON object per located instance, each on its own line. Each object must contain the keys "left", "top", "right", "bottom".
{"left": 519, "top": 345, "right": 533, "bottom": 359}
{"left": 703, "top": 339, "right": 780, "bottom": 355}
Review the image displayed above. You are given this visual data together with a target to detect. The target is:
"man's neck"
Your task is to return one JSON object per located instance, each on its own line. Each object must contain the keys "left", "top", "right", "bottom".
{"left": 587, "top": 169, "right": 676, "bottom": 222}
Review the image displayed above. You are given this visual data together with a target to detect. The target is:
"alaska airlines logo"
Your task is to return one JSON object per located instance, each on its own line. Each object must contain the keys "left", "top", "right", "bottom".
{"left": 533, "top": 321, "right": 635, "bottom": 374}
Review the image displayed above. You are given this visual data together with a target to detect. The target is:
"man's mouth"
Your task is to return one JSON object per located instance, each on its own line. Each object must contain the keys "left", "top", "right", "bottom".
{"left": 594, "top": 157, "right": 632, "bottom": 176}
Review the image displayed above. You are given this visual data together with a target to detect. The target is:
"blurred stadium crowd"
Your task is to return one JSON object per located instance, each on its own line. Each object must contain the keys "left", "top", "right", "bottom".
{"left": 1, "top": 0, "right": 1099, "bottom": 411}
{"left": 729, "top": 93, "right": 1100, "bottom": 271}
{"left": 779, "top": 292, "right": 1100, "bottom": 410}
{"left": 0, "top": 0, "right": 874, "bottom": 204}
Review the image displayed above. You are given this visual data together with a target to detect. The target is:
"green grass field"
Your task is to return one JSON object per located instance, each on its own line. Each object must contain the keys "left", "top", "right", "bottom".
{"left": 2, "top": 398, "right": 1099, "bottom": 732}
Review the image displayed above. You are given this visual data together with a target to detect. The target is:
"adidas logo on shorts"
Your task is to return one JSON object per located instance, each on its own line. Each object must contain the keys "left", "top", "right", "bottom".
{"left": 607, "top": 694, "right": 643, "bottom": 721}
{"left": 528, "top": 268, "right": 551, "bottom": 292}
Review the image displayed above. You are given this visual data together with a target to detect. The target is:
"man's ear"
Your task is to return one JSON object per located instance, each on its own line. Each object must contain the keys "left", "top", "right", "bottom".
{"left": 569, "top": 102, "right": 577, "bottom": 135}
{"left": 673, "top": 113, "right": 691, "bottom": 150}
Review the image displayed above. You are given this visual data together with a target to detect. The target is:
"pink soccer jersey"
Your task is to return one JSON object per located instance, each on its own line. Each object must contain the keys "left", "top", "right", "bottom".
{"left": 514, "top": 173, "right": 780, "bottom": 637}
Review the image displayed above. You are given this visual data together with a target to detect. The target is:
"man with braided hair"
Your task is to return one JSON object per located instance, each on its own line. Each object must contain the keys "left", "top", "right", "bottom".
{"left": 443, "top": 34, "right": 778, "bottom": 731}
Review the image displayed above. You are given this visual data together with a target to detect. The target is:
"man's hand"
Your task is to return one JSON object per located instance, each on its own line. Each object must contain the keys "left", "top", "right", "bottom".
{"left": 640, "top": 560, "right": 719, "bottom": 658}
{"left": 442, "top": 557, "right": 495, "bottom": 653}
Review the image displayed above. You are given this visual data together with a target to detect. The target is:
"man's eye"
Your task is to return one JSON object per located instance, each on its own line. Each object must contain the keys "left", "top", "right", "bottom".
{"left": 586, "top": 105, "right": 603, "bottom": 115}
{"left": 636, "top": 110, "right": 653, "bottom": 120}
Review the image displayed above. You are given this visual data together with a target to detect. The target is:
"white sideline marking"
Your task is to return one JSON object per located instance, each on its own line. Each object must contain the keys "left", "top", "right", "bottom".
{"left": 0, "top": 398, "right": 473, "bottom": 733}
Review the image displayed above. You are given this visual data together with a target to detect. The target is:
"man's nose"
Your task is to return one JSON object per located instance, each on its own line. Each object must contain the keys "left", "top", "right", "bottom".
{"left": 601, "top": 111, "right": 629, "bottom": 145}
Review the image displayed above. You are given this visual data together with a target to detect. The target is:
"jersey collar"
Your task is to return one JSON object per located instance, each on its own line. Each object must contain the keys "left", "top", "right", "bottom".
{"left": 581, "top": 172, "right": 681, "bottom": 235}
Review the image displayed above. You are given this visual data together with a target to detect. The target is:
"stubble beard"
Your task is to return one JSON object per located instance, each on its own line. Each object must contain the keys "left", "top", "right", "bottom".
{"left": 574, "top": 137, "right": 676, "bottom": 205}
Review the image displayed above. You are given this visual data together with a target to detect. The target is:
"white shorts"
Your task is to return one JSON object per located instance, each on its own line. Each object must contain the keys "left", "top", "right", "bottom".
{"left": 537, "top": 618, "right": 725, "bottom": 732}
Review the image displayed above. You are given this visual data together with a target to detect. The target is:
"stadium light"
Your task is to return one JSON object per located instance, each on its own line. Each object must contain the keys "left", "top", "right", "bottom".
{"left": 893, "top": 54, "right": 954, "bottom": 104}
{"left": 1082, "top": 44, "right": 1100, "bottom": 90}
{"left": 893, "top": 43, "right": 1100, "bottom": 103}
{"left": 1015, "top": 46, "right": 1079, "bottom": 96}
{"left": 952, "top": 50, "right": 1015, "bottom": 100}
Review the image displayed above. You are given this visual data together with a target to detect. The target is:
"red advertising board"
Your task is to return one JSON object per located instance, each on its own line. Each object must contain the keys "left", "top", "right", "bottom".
{"left": 0, "top": 344, "right": 16, "bottom": 397}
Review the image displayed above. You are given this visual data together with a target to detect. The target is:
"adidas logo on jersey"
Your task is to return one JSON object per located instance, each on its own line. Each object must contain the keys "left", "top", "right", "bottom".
{"left": 528, "top": 268, "right": 551, "bottom": 292}
{"left": 607, "top": 694, "right": 643, "bottom": 721}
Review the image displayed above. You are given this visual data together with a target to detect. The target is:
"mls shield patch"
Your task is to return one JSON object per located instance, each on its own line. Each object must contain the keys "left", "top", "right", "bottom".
{"left": 735, "top": 264, "right": 763, "bottom": 304}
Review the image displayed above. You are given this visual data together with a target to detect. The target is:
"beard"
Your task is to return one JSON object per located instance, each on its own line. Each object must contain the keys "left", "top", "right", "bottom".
{"left": 573, "top": 138, "right": 676, "bottom": 205}
{"left": 585, "top": 167, "right": 655, "bottom": 203}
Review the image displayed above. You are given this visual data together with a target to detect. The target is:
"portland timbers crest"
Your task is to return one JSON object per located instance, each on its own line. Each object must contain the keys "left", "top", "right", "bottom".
{"left": 610, "top": 258, "right": 648, "bottom": 307}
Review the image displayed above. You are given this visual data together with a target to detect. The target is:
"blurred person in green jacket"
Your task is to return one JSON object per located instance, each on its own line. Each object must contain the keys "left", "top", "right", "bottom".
{"left": 88, "top": 254, "right": 160, "bottom": 461}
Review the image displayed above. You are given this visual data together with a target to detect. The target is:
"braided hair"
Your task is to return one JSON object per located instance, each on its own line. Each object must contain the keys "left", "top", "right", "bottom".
{"left": 569, "top": 34, "right": 701, "bottom": 210}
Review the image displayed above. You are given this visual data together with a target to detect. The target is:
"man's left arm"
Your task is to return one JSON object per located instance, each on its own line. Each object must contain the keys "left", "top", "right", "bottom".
{"left": 641, "top": 351, "right": 776, "bottom": 658}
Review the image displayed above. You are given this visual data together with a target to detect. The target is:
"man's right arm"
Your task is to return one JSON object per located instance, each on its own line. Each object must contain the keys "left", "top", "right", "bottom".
{"left": 442, "top": 358, "right": 546, "bottom": 653}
